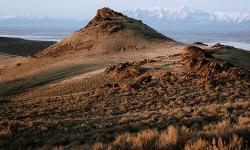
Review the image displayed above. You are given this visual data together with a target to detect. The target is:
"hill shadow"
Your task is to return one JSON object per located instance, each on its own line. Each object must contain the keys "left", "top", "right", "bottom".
{"left": 0, "top": 37, "right": 55, "bottom": 56}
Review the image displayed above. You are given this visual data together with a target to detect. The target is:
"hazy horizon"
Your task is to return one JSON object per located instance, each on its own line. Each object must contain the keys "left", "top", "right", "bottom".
{"left": 1, "top": 0, "right": 250, "bottom": 50}
{"left": 0, "top": 0, "right": 250, "bottom": 19}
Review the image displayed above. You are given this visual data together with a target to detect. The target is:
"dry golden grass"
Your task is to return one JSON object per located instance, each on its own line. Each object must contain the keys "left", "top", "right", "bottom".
{"left": 156, "top": 126, "right": 179, "bottom": 149}
{"left": 185, "top": 134, "right": 244, "bottom": 150}
{"left": 95, "top": 117, "right": 249, "bottom": 150}
{"left": 0, "top": 45, "right": 249, "bottom": 149}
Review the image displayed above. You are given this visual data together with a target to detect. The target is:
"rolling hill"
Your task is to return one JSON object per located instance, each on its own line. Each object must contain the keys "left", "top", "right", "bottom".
{"left": 38, "top": 7, "right": 174, "bottom": 57}
{"left": 0, "top": 37, "right": 55, "bottom": 56}
{"left": 0, "top": 8, "right": 249, "bottom": 150}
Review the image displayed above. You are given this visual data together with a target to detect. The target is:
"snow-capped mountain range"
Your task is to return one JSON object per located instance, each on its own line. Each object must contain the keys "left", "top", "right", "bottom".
{"left": 124, "top": 7, "right": 250, "bottom": 24}
{"left": 123, "top": 7, "right": 250, "bottom": 31}
{"left": 0, "top": 7, "right": 250, "bottom": 31}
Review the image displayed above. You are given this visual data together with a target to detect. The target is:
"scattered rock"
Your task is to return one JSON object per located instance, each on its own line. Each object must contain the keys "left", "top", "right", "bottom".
{"left": 119, "top": 83, "right": 132, "bottom": 92}
{"left": 132, "top": 74, "right": 152, "bottom": 89}
{"left": 105, "top": 62, "right": 145, "bottom": 80}
{"left": 193, "top": 42, "right": 208, "bottom": 46}
{"left": 134, "top": 58, "right": 157, "bottom": 66}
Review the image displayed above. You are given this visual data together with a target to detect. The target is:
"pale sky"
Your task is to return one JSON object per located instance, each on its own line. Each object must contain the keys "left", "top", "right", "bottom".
{"left": 1, "top": 0, "right": 250, "bottom": 19}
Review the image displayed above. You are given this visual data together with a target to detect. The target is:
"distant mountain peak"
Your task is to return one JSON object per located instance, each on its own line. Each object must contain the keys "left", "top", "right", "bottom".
{"left": 0, "top": 14, "right": 49, "bottom": 20}
{"left": 124, "top": 7, "right": 250, "bottom": 24}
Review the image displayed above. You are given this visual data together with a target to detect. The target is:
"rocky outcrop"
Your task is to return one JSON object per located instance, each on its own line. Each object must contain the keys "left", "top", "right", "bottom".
{"left": 182, "top": 46, "right": 250, "bottom": 85}
{"left": 85, "top": 8, "right": 126, "bottom": 33}
{"left": 182, "top": 46, "right": 213, "bottom": 59}
{"left": 105, "top": 62, "right": 145, "bottom": 80}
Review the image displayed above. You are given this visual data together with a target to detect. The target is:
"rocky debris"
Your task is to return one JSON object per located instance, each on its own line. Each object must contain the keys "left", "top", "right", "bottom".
{"left": 193, "top": 42, "right": 208, "bottom": 46}
{"left": 187, "top": 57, "right": 234, "bottom": 74}
{"left": 131, "top": 74, "right": 153, "bottom": 89}
{"left": 182, "top": 46, "right": 232, "bottom": 74}
{"left": 103, "top": 46, "right": 249, "bottom": 94}
{"left": 119, "top": 82, "right": 132, "bottom": 92}
{"left": 186, "top": 53, "right": 243, "bottom": 80}
{"left": 179, "top": 45, "right": 250, "bottom": 87}
{"left": 226, "top": 67, "right": 250, "bottom": 80}
{"left": 159, "top": 72, "right": 177, "bottom": 86}
{"left": 105, "top": 62, "right": 145, "bottom": 80}
{"left": 134, "top": 58, "right": 157, "bottom": 66}
{"left": 182, "top": 46, "right": 213, "bottom": 59}
{"left": 105, "top": 59, "right": 157, "bottom": 74}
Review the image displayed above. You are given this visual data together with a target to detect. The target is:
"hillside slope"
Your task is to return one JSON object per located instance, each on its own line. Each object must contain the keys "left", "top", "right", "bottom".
{"left": 0, "top": 46, "right": 249, "bottom": 149}
{"left": 39, "top": 8, "right": 174, "bottom": 57}
{"left": 0, "top": 8, "right": 249, "bottom": 150}
{"left": 0, "top": 37, "right": 55, "bottom": 56}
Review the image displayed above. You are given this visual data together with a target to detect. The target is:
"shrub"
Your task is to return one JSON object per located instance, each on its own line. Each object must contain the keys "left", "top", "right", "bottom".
{"left": 92, "top": 142, "right": 106, "bottom": 150}
{"left": 156, "top": 125, "right": 179, "bottom": 149}
{"left": 132, "top": 129, "right": 159, "bottom": 150}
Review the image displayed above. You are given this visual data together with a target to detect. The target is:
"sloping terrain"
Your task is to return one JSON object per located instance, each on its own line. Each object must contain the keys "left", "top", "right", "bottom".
{"left": 0, "top": 54, "right": 21, "bottom": 67}
{"left": 0, "top": 45, "right": 249, "bottom": 150}
{"left": 0, "top": 8, "right": 178, "bottom": 97}
{"left": 0, "top": 37, "right": 55, "bottom": 74}
{"left": 208, "top": 44, "right": 250, "bottom": 70}
{"left": 0, "top": 8, "right": 249, "bottom": 150}
{"left": 39, "top": 7, "right": 174, "bottom": 57}
{"left": 0, "top": 37, "right": 55, "bottom": 56}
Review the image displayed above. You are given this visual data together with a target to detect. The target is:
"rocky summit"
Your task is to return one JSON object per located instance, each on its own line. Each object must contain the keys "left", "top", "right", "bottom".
{"left": 39, "top": 8, "right": 174, "bottom": 57}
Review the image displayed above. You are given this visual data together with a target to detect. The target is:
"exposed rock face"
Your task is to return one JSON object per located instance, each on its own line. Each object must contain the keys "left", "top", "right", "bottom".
{"left": 96, "top": 7, "right": 125, "bottom": 18}
{"left": 182, "top": 46, "right": 213, "bottom": 59}
{"left": 85, "top": 8, "right": 126, "bottom": 33}
{"left": 105, "top": 62, "right": 145, "bottom": 80}
{"left": 86, "top": 8, "right": 125, "bottom": 26}
{"left": 181, "top": 46, "right": 250, "bottom": 83}
{"left": 101, "top": 45, "right": 250, "bottom": 101}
